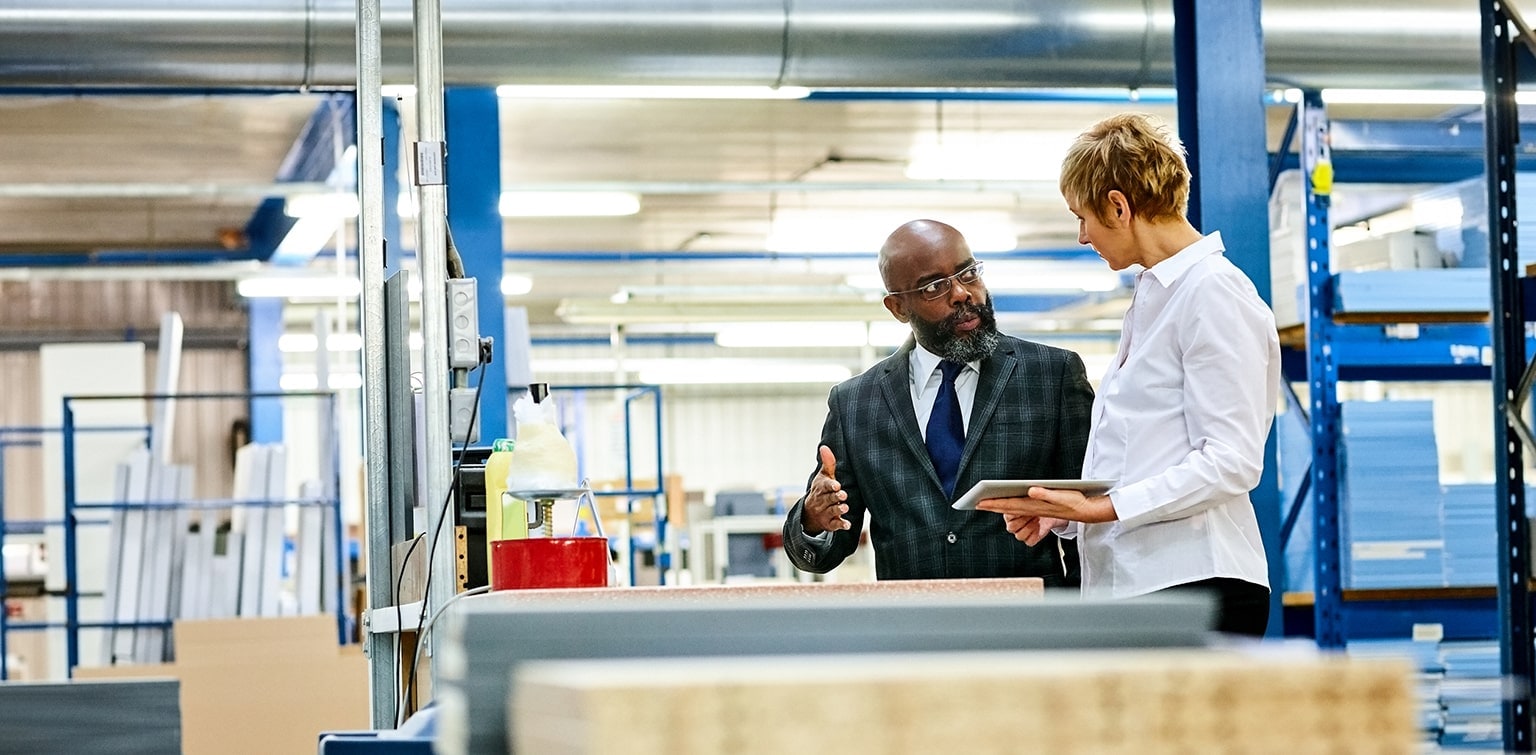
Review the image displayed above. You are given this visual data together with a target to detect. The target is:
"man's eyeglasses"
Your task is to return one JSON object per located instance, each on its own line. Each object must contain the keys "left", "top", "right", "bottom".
{"left": 885, "top": 261, "right": 985, "bottom": 301}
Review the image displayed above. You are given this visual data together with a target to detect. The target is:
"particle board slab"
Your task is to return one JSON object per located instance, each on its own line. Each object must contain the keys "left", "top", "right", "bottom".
{"left": 512, "top": 649, "right": 1416, "bottom": 755}
{"left": 437, "top": 585, "right": 1209, "bottom": 755}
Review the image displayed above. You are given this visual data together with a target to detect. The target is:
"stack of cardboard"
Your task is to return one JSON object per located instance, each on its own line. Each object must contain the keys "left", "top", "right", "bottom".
{"left": 76, "top": 616, "right": 367, "bottom": 754}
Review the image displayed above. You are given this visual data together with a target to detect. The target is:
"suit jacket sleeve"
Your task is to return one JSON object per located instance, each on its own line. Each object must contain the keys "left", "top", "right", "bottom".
{"left": 783, "top": 385, "right": 866, "bottom": 573}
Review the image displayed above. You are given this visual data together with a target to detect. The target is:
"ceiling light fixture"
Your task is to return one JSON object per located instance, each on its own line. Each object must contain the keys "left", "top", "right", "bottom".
{"left": 904, "top": 132, "right": 1080, "bottom": 182}
{"left": 499, "top": 191, "right": 640, "bottom": 217}
{"left": 284, "top": 193, "right": 359, "bottom": 219}
{"left": 766, "top": 211, "right": 1017, "bottom": 254}
{"left": 237, "top": 275, "right": 361, "bottom": 300}
{"left": 1272, "top": 88, "right": 1536, "bottom": 106}
{"left": 495, "top": 85, "right": 812, "bottom": 100}
{"left": 635, "top": 359, "right": 852, "bottom": 385}
{"left": 501, "top": 274, "right": 534, "bottom": 296}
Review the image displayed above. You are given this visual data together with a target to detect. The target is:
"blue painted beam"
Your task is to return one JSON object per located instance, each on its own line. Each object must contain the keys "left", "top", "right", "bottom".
{"left": 1173, "top": 0, "right": 1282, "bottom": 636}
{"left": 446, "top": 87, "right": 509, "bottom": 440}
{"left": 244, "top": 95, "right": 358, "bottom": 264}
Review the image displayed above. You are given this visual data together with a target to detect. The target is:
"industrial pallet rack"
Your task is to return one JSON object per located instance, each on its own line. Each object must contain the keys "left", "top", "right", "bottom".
{"left": 1284, "top": 3, "right": 1534, "bottom": 749}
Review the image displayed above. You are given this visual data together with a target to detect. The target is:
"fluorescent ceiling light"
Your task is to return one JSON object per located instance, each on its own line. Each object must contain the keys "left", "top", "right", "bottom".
{"left": 713, "top": 321, "right": 913, "bottom": 349}
{"left": 528, "top": 357, "right": 852, "bottom": 385}
{"left": 1275, "top": 88, "right": 1536, "bottom": 106}
{"left": 1321, "top": 89, "right": 1484, "bottom": 106}
{"left": 905, "top": 132, "right": 1079, "bottom": 181}
{"left": 280, "top": 372, "right": 365, "bottom": 391}
{"left": 278, "top": 333, "right": 363, "bottom": 353}
{"left": 501, "top": 274, "right": 534, "bottom": 296}
{"left": 846, "top": 263, "right": 1120, "bottom": 293}
{"left": 285, "top": 193, "right": 359, "bottom": 219}
{"left": 767, "top": 211, "right": 1017, "bottom": 254}
{"left": 983, "top": 268, "right": 1121, "bottom": 293}
{"left": 400, "top": 192, "right": 638, "bottom": 218}
{"left": 636, "top": 359, "right": 852, "bottom": 385}
{"left": 237, "top": 275, "right": 361, "bottom": 300}
{"left": 715, "top": 322, "right": 872, "bottom": 348}
{"left": 499, "top": 191, "right": 639, "bottom": 217}
{"left": 273, "top": 215, "right": 346, "bottom": 260}
{"left": 278, "top": 331, "right": 424, "bottom": 353}
{"left": 496, "top": 85, "right": 811, "bottom": 100}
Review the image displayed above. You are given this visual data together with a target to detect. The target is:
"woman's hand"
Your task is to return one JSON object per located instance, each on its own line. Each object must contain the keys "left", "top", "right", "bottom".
{"left": 976, "top": 487, "right": 1117, "bottom": 526}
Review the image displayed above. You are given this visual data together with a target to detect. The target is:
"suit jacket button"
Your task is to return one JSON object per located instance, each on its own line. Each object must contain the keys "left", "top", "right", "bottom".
{"left": 946, "top": 532, "right": 957, "bottom": 544}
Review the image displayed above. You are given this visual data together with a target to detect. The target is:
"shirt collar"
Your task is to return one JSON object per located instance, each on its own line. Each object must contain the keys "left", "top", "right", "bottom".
{"left": 909, "top": 340, "right": 979, "bottom": 380}
{"left": 1143, "top": 230, "right": 1224, "bottom": 288}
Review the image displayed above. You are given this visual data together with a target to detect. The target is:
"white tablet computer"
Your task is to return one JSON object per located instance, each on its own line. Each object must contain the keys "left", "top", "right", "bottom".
{"left": 951, "top": 479, "right": 1116, "bottom": 511}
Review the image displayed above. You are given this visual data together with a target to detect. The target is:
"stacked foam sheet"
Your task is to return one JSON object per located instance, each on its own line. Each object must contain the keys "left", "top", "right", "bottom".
{"left": 1332, "top": 269, "right": 1488, "bottom": 314}
{"left": 1339, "top": 401, "right": 1445, "bottom": 588}
{"left": 1438, "top": 640, "right": 1503, "bottom": 750}
{"left": 1441, "top": 485, "right": 1496, "bottom": 588}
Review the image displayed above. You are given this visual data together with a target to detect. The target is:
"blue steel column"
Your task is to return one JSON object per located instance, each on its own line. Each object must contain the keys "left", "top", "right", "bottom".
{"left": 1481, "top": 1, "right": 1532, "bottom": 749}
{"left": 1300, "top": 92, "right": 1344, "bottom": 649}
{"left": 1171, "top": 0, "right": 1281, "bottom": 633}
{"left": 246, "top": 299, "right": 283, "bottom": 443}
{"left": 61, "top": 401, "right": 79, "bottom": 672}
{"left": 445, "top": 87, "right": 508, "bottom": 439}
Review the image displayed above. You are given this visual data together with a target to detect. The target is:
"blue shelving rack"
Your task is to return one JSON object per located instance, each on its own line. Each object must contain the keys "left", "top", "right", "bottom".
{"left": 1284, "top": 4, "right": 1536, "bottom": 748}
{"left": 57, "top": 390, "right": 348, "bottom": 674}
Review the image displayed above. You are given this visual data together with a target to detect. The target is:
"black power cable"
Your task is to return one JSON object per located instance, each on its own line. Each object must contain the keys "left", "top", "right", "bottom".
{"left": 395, "top": 357, "right": 487, "bottom": 726}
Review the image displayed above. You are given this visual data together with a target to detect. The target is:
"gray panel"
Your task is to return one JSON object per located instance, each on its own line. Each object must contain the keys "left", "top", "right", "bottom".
{"left": 0, "top": 679, "right": 180, "bottom": 754}
{"left": 437, "top": 591, "right": 1213, "bottom": 754}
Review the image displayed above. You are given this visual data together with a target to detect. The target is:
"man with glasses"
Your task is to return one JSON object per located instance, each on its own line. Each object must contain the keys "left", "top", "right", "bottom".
{"left": 782, "top": 219, "right": 1095, "bottom": 583}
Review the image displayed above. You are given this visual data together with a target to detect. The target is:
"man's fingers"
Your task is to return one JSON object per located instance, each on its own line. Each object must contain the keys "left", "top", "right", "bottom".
{"left": 818, "top": 445, "right": 837, "bottom": 478}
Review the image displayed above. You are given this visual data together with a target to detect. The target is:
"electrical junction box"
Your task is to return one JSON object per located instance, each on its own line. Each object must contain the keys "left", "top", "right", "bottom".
{"left": 448, "top": 278, "right": 480, "bottom": 369}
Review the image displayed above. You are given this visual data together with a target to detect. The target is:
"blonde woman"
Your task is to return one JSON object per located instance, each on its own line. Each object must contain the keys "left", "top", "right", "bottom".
{"left": 978, "top": 114, "right": 1280, "bottom": 635}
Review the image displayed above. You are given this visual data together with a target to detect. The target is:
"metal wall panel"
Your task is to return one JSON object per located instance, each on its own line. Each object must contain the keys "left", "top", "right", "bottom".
{"left": 0, "top": 280, "right": 243, "bottom": 345}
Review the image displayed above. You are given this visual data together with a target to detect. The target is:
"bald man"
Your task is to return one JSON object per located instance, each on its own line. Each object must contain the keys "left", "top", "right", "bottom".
{"left": 782, "top": 219, "right": 1095, "bottom": 583}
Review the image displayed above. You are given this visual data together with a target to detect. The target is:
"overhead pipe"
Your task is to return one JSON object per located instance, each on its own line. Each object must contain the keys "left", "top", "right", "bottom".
{"left": 0, "top": 0, "right": 1481, "bottom": 92}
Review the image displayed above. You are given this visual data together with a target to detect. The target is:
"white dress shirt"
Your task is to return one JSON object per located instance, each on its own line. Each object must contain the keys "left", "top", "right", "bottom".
{"left": 1067, "top": 232, "right": 1279, "bottom": 598}
{"left": 909, "top": 343, "right": 979, "bottom": 440}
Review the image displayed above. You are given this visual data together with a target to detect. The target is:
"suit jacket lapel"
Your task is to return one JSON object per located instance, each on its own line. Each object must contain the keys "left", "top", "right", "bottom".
{"left": 964, "top": 338, "right": 1016, "bottom": 476}
{"left": 878, "top": 340, "right": 937, "bottom": 483}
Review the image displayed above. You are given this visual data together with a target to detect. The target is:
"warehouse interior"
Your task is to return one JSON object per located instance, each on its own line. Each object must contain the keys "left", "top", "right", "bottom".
{"left": 0, "top": 0, "right": 1532, "bottom": 753}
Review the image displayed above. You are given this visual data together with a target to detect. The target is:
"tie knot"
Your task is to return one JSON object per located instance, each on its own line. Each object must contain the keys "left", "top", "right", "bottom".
{"left": 939, "top": 360, "right": 965, "bottom": 382}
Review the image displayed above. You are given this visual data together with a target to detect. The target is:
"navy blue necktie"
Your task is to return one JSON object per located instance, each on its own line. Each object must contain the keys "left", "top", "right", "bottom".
{"left": 926, "top": 360, "right": 966, "bottom": 497}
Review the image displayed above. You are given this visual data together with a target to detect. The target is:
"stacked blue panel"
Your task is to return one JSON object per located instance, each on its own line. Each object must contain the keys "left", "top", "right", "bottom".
{"left": 1441, "top": 484, "right": 1497, "bottom": 588}
{"left": 1339, "top": 401, "right": 1445, "bottom": 588}
{"left": 1438, "top": 640, "right": 1503, "bottom": 750}
{"left": 1278, "top": 408, "right": 1314, "bottom": 593}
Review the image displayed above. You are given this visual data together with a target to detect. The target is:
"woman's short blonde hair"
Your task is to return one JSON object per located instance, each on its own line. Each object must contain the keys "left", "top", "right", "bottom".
{"left": 1059, "top": 113, "right": 1189, "bottom": 225}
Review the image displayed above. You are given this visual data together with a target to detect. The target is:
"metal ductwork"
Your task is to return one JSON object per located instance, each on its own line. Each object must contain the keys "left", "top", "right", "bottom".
{"left": 0, "top": 0, "right": 1480, "bottom": 91}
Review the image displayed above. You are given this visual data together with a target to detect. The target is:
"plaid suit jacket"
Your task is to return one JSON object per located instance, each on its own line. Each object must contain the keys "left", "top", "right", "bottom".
{"left": 783, "top": 335, "right": 1094, "bottom": 584}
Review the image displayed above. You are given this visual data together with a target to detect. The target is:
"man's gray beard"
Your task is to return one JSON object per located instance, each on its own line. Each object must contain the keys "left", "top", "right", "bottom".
{"left": 936, "top": 324, "right": 1000, "bottom": 363}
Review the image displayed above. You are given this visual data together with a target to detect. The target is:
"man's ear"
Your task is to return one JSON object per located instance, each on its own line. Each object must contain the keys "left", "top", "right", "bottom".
{"left": 883, "top": 294, "right": 910, "bottom": 323}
